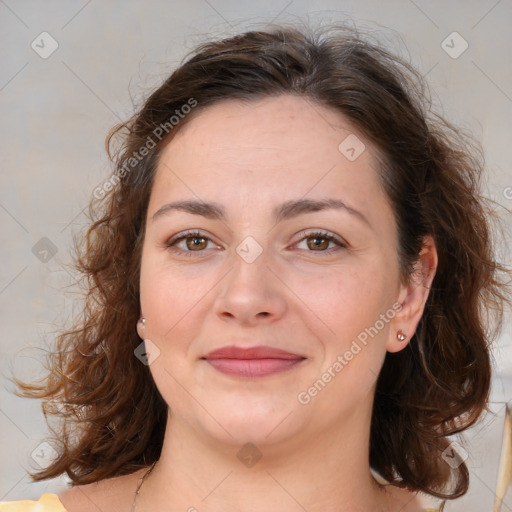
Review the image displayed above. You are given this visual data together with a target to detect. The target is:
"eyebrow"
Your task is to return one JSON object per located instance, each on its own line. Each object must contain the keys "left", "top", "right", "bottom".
{"left": 152, "top": 198, "right": 370, "bottom": 226}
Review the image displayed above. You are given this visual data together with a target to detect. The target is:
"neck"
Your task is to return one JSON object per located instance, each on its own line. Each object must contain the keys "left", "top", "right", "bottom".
{"left": 136, "top": 401, "right": 392, "bottom": 512}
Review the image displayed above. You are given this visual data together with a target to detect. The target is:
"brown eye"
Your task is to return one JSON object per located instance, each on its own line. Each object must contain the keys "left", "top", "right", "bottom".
{"left": 186, "top": 236, "right": 208, "bottom": 250}
{"left": 294, "top": 230, "right": 346, "bottom": 254}
{"left": 165, "top": 230, "right": 219, "bottom": 257}
{"left": 306, "top": 236, "right": 330, "bottom": 251}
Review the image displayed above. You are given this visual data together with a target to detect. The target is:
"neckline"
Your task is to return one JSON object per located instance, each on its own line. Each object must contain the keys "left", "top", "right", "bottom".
{"left": 46, "top": 491, "right": 442, "bottom": 512}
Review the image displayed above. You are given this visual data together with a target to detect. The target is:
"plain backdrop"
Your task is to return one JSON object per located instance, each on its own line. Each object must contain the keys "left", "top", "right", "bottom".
{"left": 1, "top": 1, "right": 511, "bottom": 510}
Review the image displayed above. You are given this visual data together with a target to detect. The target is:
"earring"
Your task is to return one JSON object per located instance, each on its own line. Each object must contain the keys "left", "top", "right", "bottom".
{"left": 397, "top": 329, "right": 407, "bottom": 341}
{"left": 139, "top": 318, "right": 146, "bottom": 326}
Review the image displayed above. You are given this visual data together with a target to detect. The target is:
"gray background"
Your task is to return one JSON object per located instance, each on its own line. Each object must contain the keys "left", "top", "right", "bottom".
{"left": 1, "top": 1, "right": 511, "bottom": 510}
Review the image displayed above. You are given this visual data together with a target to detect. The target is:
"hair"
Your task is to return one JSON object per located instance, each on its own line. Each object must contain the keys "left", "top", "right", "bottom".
{"left": 16, "top": 22, "right": 510, "bottom": 501}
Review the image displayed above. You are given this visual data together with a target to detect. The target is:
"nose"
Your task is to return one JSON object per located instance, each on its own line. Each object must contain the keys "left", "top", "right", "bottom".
{"left": 213, "top": 247, "right": 287, "bottom": 326}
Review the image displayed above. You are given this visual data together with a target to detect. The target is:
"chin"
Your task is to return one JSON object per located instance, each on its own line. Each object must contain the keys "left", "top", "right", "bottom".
{"left": 198, "top": 404, "right": 302, "bottom": 446}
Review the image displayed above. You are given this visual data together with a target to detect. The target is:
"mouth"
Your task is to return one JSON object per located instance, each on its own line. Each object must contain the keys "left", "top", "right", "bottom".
{"left": 202, "top": 345, "right": 306, "bottom": 378}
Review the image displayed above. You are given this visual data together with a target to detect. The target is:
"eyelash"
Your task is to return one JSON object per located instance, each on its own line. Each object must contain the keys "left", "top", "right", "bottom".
{"left": 165, "top": 229, "right": 347, "bottom": 257}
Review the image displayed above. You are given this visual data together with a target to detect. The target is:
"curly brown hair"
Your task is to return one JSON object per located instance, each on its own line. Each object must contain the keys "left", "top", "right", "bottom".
{"left": 16, "top": 23, "right": 510, "bottom": 501}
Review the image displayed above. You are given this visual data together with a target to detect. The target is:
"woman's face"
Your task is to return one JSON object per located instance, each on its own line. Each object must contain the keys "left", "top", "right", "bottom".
{"left": 137, "top": 94, "right": 411, "bottom": 447}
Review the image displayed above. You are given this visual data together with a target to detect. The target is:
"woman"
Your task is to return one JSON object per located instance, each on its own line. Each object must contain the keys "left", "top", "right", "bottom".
{"left": 2, "top": 23, "right": 509, "bottom": 512}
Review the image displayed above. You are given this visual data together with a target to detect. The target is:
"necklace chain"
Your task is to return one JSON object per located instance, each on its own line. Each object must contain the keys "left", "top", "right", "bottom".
{"left": 131, "top": 461, "right": 158, "bottom": 511}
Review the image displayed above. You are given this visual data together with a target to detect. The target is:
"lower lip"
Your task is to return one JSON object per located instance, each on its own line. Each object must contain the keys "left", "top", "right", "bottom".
{"left": 205, "top": 358, "right": 304, "bottom": 377}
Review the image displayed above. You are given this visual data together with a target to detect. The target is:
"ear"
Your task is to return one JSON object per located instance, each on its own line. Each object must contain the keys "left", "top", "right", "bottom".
{"left": 136, "top": 317, "right": 145, "bottom": 340}
{"left": 386, "top": 235, "right": 438, "bottom": 353}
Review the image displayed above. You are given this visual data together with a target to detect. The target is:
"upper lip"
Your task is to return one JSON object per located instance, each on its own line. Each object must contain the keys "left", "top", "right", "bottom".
{"left": 203, "top": 345, "right": 304, "bottom": 360}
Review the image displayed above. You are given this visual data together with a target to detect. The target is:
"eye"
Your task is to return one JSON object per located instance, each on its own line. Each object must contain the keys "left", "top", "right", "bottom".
{"left": 164, "top": 229, "right": 346, "bottom": 257}
{"left": 293, "top": 230, "right": 347, "bottom": 254}
{"left": 165, "top": 230, "right": 219, "bottom": 256}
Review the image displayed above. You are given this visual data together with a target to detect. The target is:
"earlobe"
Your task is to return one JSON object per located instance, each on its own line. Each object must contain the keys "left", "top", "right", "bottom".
{"left": 396, "top": 329, "right": 407, "bottom": 342}
{"left": 387, "top": 235, "right": 438, "bottom": 353}
{"left": 136, "top": 317, "right": 146, "bottom": 339}
{"left": 387, "top": 327, "right": 410, "bottom": 353}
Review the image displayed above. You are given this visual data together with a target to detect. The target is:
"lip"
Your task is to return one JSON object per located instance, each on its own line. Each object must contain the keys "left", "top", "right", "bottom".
{"left": 204, "top": 345, "right": 303, "bottom": 360}
{"left": 202, "top": 345, "right": 306, "bottom": 378}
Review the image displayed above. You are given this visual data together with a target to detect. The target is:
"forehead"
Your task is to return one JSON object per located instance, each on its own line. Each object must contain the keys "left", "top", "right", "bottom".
{"left": 149, "top": 94, "right": 391, "bottom": 226}
{"left": 159, "top": 94, "right": 371, "bottom": 168}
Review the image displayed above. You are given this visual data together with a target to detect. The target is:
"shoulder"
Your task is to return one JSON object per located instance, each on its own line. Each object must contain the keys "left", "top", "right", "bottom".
{"left": 58, "top": 470, "right": 145, "bottom": 512}
{"left": 0, "top": 494, "right": 67, "bottom": 511}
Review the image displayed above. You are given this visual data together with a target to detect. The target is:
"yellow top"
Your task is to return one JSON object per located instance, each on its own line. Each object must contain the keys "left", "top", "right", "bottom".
{"left": 0, "top": 494, "right": 67, "bottom": 512}
{"left": 0, "top": 493, "right": 441, "bottom": 511}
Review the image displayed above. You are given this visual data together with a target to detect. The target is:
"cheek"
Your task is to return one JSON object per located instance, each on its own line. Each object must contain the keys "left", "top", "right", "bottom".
{"left": 289, "top": 263, "right": 395, "bottom": 392}
{"left": 291, "top": 263, "right": 392, "bottom": 340}
{"left": 289, "top": 267, "right": 394, "bottom": 417}
{"left": 139, "top": 260, "right": 214, "bottom": 403}
{"left": 139, "top": 253, "right": 217, "bottom": 336}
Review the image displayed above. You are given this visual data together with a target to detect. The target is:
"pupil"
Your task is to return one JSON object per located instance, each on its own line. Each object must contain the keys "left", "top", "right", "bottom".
{"left": 188, "top": 237, "right": 206, "bottom": 250}
{"left": 308, "top": 237, "right": 328, "bottom": 250}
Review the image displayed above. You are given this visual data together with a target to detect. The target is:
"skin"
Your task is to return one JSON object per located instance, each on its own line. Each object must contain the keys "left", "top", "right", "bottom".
{"left": 60, "top": 94, "right": 438, "bottom": 512}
